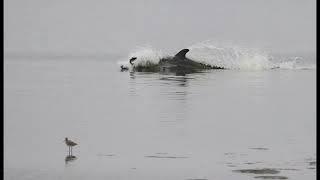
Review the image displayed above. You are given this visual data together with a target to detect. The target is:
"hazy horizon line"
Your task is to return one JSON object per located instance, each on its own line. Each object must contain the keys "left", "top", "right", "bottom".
{"left": 4, "top": 49, "right": 316, "bottom": 57}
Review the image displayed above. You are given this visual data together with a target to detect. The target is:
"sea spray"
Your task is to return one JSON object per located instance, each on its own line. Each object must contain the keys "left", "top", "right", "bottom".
{"left": 118, "top": 46, "right": 169, "bottom": 70}
{"left": 128, "top": 46, "right": 168, "bottom": 67}
{"left": 187, "top": 41, "right": 277, "bottom": 70}
{"left": 118, "top": 42, "right": 315, "bottom": 71}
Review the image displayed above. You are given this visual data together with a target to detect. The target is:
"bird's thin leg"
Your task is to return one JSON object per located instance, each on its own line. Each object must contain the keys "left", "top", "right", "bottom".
{"left": 68, "top": 146, "right": 70, "bottom": 156}
{"left": 71, "top": 147, "right": 73, "bottom": 156}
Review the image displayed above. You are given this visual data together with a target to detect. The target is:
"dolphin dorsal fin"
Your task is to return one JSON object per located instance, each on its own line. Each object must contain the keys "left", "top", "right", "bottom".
{"left": 174, "top": 49, "right": 189, "bottom": 59}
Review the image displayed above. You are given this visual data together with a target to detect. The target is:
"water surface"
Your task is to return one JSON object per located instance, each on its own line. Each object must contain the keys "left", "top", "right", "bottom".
{"left": 4, "top": 56, "right": 316, "bottom": 180}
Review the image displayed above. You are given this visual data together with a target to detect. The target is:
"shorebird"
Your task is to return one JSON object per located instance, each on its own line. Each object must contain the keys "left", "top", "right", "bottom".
{"left": 64, "top": 137, "right": 77, "bottom": 156}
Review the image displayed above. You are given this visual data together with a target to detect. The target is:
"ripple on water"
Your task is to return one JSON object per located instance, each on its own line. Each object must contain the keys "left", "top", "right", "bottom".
{"left": 144, "top": 155, "right": 188, "bottom": 159}
{"left": 254, "top": 176, "right": 288, "bottom": 179}
{"left": 308, "top": 161, "right": 316, "bottom": 166}
{"left": 249, "top": 147, "right": 269, "bottom": 151}
{"left": 233, "top": 168, "right": 280, "bottom": 174}
{"left": 244, "top": 162, "right": 263, "bottom": 165}
{"left": 96, "top": 154, "right": 116, "bottom": 157}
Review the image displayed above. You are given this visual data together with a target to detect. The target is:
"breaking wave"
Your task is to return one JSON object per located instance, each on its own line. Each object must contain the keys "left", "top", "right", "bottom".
{"left": 118, "top": 42, "right": 315, "bottom": 71}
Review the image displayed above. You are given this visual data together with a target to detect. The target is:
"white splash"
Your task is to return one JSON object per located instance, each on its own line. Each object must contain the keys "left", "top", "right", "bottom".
{"left": 187, "top": 41, "right": 277, "bottom": 70}
{"left": 118, "top": 46, "right": 168, "bottom": 69}
{"left": 118, "top": 41, "right": 315, "bottom": 71}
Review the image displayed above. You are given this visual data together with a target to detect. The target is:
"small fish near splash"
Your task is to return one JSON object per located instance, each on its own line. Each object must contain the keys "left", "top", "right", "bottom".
{"left": 121, "top": 49, "right": 224, "bottom": 75}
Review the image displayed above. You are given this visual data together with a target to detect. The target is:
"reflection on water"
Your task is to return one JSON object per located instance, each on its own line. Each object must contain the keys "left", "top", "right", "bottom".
{"left": 158, "top": 76, "right": 190, "bottom": 100}
{"left": 129, "top": 71, "right": 136, "bottom": 79}
{"left": 128, "top": 72, "right": 194, "bottom": 122}
{"left": 65, "top": 155, "right": 77, "bottom": 165}
{"left": 159, "top": 76, "right": 191, "bottom": 87}
{"left": 158, "top": 75, "right": 191, "bottom": 123}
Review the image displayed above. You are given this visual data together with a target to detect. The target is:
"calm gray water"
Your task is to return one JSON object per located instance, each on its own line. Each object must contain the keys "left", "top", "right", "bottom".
{"left": 4, "top": 56, "right": 316, "bottom": 180}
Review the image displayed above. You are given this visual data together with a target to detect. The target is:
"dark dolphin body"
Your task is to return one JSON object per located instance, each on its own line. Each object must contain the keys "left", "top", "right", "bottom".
{"left": 128, "top": 49, "right": 223, "bottom": 75}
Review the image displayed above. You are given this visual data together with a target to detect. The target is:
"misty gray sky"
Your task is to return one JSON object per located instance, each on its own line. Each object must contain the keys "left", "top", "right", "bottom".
{"left": 4, "top": 0, "right": 316, "bottom": 55}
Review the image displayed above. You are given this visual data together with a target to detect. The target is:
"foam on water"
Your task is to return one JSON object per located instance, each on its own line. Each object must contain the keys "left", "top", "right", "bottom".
{"left": 118, "top": 41, "right": 315, "bottom": 71}
{"left": 187, "top": 41, "right": 275, "bottom": 70}
{"left": 118, "top": 46, "right": 169, "bottom": 70}
{"left": 187, "top": 41, "right": 315, "bottom": 70}
{"left": 277, "top": 57, "right": 316, "bottom": 70}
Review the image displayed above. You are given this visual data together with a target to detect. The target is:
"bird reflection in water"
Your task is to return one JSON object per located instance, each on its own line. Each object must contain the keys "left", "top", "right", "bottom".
{"left": 65, "top": 155, "right": 77, "bottom": 164}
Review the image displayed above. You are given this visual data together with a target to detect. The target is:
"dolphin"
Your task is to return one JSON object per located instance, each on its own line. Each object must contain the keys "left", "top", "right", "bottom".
{"left": 127, "top": 48, "right": 223, "bottom": 75}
